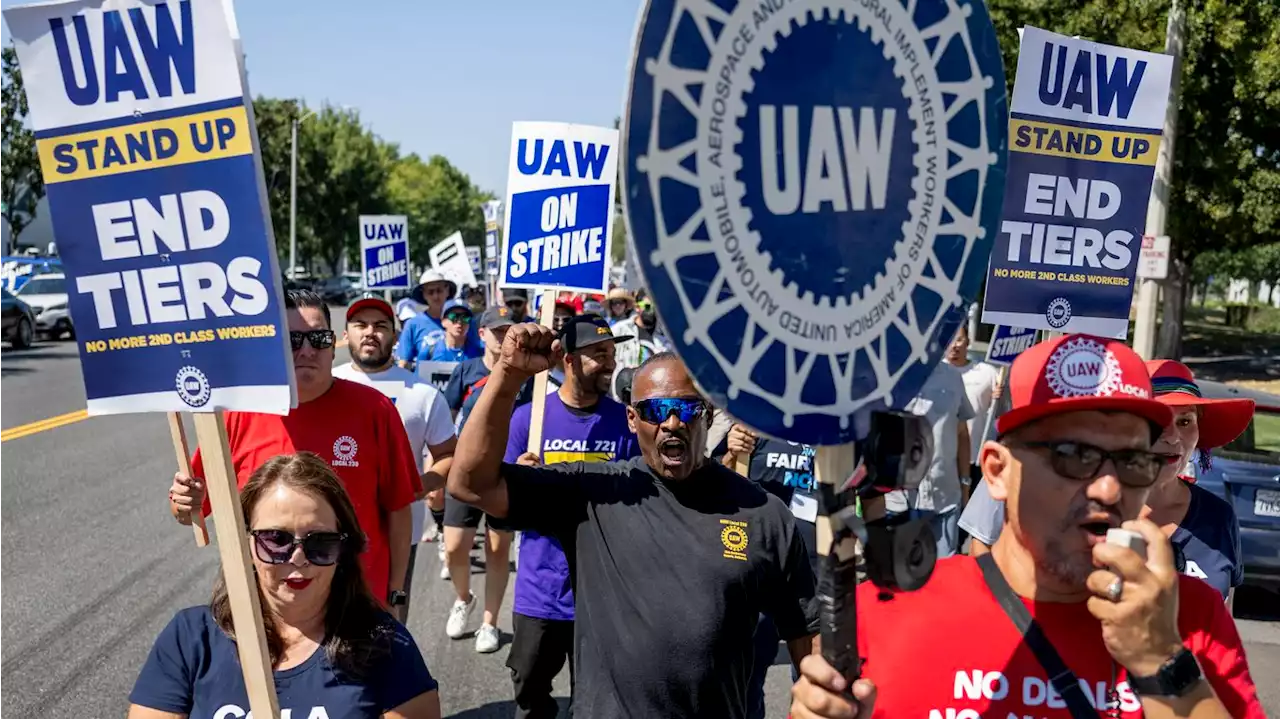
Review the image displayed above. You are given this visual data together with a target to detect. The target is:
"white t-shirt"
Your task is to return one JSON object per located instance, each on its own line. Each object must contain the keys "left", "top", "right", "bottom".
{"left": 958, "top": 360, "right": 1001, "bottom": 460}
{"left": 332, "top": 362, "right": 455, "bottom": 543}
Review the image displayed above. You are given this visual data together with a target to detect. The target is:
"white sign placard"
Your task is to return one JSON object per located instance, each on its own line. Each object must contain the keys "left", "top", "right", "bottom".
{"left": 429, "top": 231, "right": 478, "bottom": 290}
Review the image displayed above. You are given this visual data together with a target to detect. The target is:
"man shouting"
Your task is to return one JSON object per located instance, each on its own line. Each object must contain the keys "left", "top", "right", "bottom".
{"left": 449, "top": 324, "right": 819, "bottom": 718}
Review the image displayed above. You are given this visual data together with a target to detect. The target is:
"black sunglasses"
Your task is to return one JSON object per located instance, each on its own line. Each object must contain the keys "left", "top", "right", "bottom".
{"left": 290, "top": 329, "right": 336, "bottom": 351}
{"left": 1011, "top": 441, "right": 1168, "bottom": 488}
{"left": 250, "top": 529, "right": 348, "bottom": 566}
{"left": 633, "top": 397, "right": 708, "bottom": 424}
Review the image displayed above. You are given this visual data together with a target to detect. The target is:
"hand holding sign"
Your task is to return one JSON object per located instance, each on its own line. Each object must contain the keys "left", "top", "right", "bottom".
{"left": 499, "top": 324, "right": 563, "bottom": 380}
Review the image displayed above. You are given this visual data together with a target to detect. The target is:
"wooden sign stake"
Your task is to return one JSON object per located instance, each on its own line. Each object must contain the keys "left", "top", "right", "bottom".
{"left": 814, "top": 445, "right": 860, "bottom": 565}
{"left": 526, "top": 288, "right": 559, "bottom": 455}
{"left": 168, "top": 412, "right": 209, "bottom": 547}
{"left": 193, "top": 411, "right": 281, "bottom": 718}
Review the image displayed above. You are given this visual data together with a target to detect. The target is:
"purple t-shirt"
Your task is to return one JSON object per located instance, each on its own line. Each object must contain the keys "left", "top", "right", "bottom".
{"left": 506, "top": 392, "right": 638, "bottom": 621}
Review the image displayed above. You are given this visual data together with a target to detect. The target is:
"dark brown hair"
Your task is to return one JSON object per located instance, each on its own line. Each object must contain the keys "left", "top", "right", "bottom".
{"left": 210, "top": 452, "right": 391, "bottom": 679}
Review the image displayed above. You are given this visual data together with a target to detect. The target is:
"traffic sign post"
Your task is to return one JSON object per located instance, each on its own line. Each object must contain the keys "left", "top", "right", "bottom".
{"left": 624, "top": 0, "right": 1007, "bottom": 687}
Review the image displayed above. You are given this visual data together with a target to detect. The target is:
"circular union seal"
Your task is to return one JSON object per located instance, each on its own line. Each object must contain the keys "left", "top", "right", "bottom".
{"left": 624, "top": 0, "right": 1008, "bottom": 444}
{"left": 333, "top": 435, "right": 359, "bottom": 462}
{"left": 174, "top": 366, "right": 211, "bottom": 408}
{"left": 1045, "top": 338, "right": 1123, "bottom": 398}
{"left": 721, "top": 525, "right": 748, "bottom": 553}
{"left": 1046, "top": 297, "right": 1072, "bottom": 329}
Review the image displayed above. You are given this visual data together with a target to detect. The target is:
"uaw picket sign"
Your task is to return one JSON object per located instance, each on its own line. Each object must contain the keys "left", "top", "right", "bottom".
{"left": 360, "top": 215, "right": 410, "bottom": 290}
{"left": 500, "top": 122, "right": 619, "bottom": 294}
{"left": 985, "top": 325, "right": 1038, "bottom": 367}
{"left": 6, "top": 0, "right": 293, "bottom": 416}
{"left": 623, "top": 0, "right": 1007, "bottom": 444}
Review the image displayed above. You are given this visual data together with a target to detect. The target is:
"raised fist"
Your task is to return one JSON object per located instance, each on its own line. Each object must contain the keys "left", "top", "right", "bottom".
{"left": 499, "top": 323, "right": 564, "bottom": 379}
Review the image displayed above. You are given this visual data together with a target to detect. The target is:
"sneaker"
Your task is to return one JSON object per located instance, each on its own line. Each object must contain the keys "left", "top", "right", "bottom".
{"left": 439, "top": 543, "right": 450, "bottom": 580}
{"left": 475, "top": 623, "right": 500, "bottom": 653}
{"left": 445, "top": 593, "right": 476, "bottom": 639}
{"left": 422, "top": 522, "right": 440, "bottom": 543}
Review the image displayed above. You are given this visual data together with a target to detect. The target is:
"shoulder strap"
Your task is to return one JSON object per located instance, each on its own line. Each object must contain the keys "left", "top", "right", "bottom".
{"left": 976, "top": 554, "right": 1100, "bottom": 719}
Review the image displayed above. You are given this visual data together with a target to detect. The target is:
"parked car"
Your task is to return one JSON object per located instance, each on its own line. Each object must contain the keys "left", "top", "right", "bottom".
{"left": 15, "top": 273, "right": 74, "bottom": 340}
{"left": 316, "top": 275, "right": 361, "bottom": 305}
{"left": 1194, "top": 380, "right": 1280, "bottom": 591}
{"left": 1, "top": 287, "right": 36, "bottom": 349}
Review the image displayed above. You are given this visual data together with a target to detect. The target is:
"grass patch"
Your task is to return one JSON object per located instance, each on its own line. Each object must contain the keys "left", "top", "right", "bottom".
{"left": 1253, "top": 411, "right": 1280, "bottom": 455}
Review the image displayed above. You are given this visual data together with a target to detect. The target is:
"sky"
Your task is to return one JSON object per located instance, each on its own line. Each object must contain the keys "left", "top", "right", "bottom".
{"left": 1, "top": 0, "right": 640, "bottom": 196}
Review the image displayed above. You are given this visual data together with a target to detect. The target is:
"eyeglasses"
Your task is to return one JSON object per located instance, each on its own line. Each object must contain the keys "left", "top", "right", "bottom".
{"left": 445, "top": 312, "right": 472, "bottom": 323}
{"left": 290, "top": 329, "right": 336, "bottom": 351}
{"left": 1010, "top": 440, "right": 1169, "bottom": 488}
{"left": 633, "top": 397, "right": 708, "bottom": 425}
{"left": 250, "top": 529, "right": 349, "bottom": 566}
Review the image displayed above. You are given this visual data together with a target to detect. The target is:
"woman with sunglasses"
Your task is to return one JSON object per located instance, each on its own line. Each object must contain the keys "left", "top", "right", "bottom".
{"left": 1140, "top": 360, "right": 1254, "bottom": 602}
{"left": 132, "top": 453, "right": 441, "bottom": 719}
{"left": 962, "top": 359, "right": 1254, "bottom": 601}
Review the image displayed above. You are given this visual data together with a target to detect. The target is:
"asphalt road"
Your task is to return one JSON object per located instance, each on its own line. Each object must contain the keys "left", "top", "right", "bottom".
{"left": 3, "top": 331, "right": 1279, "bottom": 718}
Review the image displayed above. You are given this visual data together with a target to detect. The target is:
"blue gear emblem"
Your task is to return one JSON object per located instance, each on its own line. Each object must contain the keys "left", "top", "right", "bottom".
{"left": 623, "top": 0, "right": 1008, "bottom": 444}
{"left": 175, "top": 366, "right": 212, "bottom": 408}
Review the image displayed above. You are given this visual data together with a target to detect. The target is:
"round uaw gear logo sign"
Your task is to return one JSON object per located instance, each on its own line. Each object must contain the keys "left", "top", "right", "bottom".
{"left": 174, "top": 366, "right": 211, "bottom": 408}
{"left": 623, "top": 0, "right": 1008, "bottom": 444}
{"left": 1046, "top": 296, "right": 1072, "bottom": 328}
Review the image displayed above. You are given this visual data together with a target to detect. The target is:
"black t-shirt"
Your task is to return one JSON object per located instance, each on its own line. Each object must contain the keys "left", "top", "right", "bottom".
{"left": 714, "top": 436, "right": 821, "bottom": 578}
{"left": 502, "top": 455, "right": 819, "bottom": 718}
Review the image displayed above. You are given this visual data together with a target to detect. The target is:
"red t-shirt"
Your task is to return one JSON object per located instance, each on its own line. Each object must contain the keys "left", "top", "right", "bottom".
{"left": 192, "top": 378, "right": 422, "bottom": 598}
{"left": 857, "top": 556, "right": 1263, "bottom": 718}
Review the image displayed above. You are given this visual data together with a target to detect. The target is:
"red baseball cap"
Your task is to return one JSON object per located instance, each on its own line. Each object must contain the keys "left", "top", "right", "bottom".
{"left": 996, "top": 334, "right": 1173, "bottom": 436}
{"left": 1146, "top": 359, "right": 1255, "bottom": 449}
{"left": 346, "top": 295, "right": 395, "bottom": 324}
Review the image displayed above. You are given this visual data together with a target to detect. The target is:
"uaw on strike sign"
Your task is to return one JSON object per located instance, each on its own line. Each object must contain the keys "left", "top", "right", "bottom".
{"left": 6, "top": 0, "right": 294, "bottom": 415}
{"left": 624, "top": 0, "right": 1007, "bottom": 444}
{"left": 360, "top": 215, "right": 410, "bottom": 290}
{"left": 981, "top": 27, "right": 1173, "bottom": 338}
{"left": 501, "top": 122, "right": 619, "bottom": 294}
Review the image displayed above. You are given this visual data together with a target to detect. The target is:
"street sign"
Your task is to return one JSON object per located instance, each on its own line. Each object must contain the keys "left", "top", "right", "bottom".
{"left": 980, "top": 27, "right": 1175, "bottom": 339}
{"left": 623, "top": 0, "right": 1008, "bottom": 445}
{"left": 360, "top": 215, "right": 410, "bottom": 290}
{"left": 1137, "top": 235, "right": 1171, "bottom": 280}
{"left": 500, "top": 122, "right": 619, "bottom": 294}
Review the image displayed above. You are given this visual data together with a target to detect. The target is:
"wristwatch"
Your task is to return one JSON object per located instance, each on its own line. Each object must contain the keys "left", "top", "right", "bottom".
{"left": 1128, "top": 648, "right": 1203, "bottom": 698}
{"left": 387, "top": 590, "right": 408, "bottom": 608}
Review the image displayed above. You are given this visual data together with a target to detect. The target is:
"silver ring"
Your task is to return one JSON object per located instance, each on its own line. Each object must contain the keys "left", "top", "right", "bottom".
{"left": 1106, "top": 577, "right": 1123, "bottom": 602}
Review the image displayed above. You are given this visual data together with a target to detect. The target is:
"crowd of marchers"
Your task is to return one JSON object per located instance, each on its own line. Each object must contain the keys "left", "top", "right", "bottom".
{"left": 130, "top": 271, "right": 1265, "bottom": 719}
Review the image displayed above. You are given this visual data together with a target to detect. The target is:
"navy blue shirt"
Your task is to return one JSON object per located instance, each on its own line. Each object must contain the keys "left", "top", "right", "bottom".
{"left": 444, "top": 357, "right": 535, "bottom": 431}
{"left": 130, "top": 607, "right": 437, "bottom": 718}
{"left": 1173, "top": 480, "right": 1243, "bottom": 600}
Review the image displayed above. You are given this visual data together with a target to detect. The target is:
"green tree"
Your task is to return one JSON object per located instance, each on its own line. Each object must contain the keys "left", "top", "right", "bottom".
{"left": 386, "top": 153, "right": 491, "bottom": 268}
{"left": 2, "top": 44, "right": 44, "bottom": 250}
{"left": 987, "top": 0, "right": 1280, "bottom": 356}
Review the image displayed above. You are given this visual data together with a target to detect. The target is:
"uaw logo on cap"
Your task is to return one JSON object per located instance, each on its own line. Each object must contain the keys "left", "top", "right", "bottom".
{"left": 175, "top": 366, "right": 211, "bottom": 408}
{"left": 1045, "top": 337, "right": 1148, "bottom": 399}
{"left": 623, "top": 0, "right": 1007, "bottom": 444}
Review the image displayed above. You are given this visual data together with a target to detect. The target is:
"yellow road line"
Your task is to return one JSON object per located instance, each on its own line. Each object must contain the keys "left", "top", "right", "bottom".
{"left": 1, "top": 409, "right": 90, "bottom": 442}
{"left": 2, "top": 343, "right": 350, "bottom": 442}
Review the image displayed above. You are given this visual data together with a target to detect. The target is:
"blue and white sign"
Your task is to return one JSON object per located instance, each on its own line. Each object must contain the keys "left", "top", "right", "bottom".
{"left": 623, "top": 0, "right": 1007, "bottom": 445}
{"left": 985, "top": 325, "right": 1038, "bottom": 367}
{"left": 500, "top": 122, "right": 618, "bottom": 294}
{"left": 5, "top": 0, "right": 294, "bottom": 416}
{"left": 360, "top": 215, "right": 410, "bottom": 290}
{"left": 482, "top": 199, "right": 502, "bottom": 278}
{"left": 981, "top": 27, "right": 1173, "bottom": 338}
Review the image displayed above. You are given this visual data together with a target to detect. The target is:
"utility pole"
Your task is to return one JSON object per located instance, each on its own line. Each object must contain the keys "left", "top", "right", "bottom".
{"left": 1133, "top": 0, "right": 1186, "bottom": 359}
{"left": 289, "top": 117, "right": 298, "bottom": 280}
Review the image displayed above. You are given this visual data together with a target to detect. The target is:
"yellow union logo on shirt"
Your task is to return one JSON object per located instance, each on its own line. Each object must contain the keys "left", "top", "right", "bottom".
{"left": 544, "top": 451, "right": 612, "bottom": 464}
{"left": 720, "top": 519, "right": 748, "bottom": 561}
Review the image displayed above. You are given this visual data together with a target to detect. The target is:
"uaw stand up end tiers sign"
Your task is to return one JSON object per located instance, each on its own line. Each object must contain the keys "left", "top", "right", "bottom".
{"left": 624, "top": 0, "right": 1007, "bottom": 446}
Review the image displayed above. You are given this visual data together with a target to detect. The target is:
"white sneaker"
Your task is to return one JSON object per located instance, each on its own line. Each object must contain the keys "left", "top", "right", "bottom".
{"left": 445, "top": 593, "right": 475, "bottom": 639}
{"left": 422, "top": 522, "right": 440, "bottom": 543}
{"left": 475, "top": 623, "right": 500, "bottom": 653}
{"left": 439, "top": 543, "right": 450, "bottom": 580}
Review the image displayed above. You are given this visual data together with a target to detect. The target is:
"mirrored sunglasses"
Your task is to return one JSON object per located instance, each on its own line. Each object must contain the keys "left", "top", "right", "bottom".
{"left": 290, "top": 329, "right": 336, "bottom": 351}
{"left": 633, "top": 398, "right": 707, "bottom": 425}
